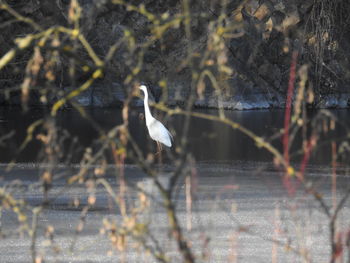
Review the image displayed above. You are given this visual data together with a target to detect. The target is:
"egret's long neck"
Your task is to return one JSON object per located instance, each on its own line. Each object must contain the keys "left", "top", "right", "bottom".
{"left": 143, "top": 90, "right": 153, "bottom": 125}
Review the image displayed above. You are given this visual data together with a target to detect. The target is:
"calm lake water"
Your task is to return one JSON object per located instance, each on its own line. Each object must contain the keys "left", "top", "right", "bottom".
{"left": 1, "top": 107, "right": 350, "bottom": 262}
{"left": 0, "top": 106, "right": 349, "bottom": 165}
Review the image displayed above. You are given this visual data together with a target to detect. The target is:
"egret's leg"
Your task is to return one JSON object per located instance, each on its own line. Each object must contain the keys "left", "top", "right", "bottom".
{"left": 155, "top": 141, "right": 162, "bottom": 155}
{"left": 156, "top": 141, "right": 163, "bottom": 164}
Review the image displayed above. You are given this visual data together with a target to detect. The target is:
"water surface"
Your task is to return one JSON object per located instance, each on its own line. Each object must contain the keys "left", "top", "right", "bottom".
{"left": 1, "top": 107, "right": 350, "bottom": 262}
{"left": 1, "top": 107, "right": 349, "bottom": 165}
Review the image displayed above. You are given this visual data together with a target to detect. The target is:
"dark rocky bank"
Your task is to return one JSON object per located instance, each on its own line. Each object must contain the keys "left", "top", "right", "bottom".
{"left": 1, "top": 0, "right": 350, "bottom": 109}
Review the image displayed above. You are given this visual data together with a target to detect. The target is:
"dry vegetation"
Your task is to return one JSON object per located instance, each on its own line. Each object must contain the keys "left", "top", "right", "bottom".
{"left": 1, "top": 0, "right": 350, "bottom": 262}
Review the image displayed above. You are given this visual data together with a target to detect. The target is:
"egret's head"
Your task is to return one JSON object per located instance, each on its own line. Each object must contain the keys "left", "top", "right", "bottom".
{"left": 139, "top": 85, "right": 147, "bottom": 94}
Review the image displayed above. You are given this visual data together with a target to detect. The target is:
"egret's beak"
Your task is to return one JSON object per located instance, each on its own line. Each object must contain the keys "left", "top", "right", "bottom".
{"left": 137, "top": 88, "right": 143, "bottom": 99}
{"left": 132, "top": 85, "right": 141, "bottom": 97}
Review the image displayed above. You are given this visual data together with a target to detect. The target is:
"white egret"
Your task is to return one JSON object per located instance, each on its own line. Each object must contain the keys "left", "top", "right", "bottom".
{"left": 139, "top": 85, "right": 173, "bottom": 153}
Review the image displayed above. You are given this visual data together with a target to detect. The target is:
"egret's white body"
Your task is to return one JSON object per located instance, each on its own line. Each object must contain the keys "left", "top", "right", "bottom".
{"left": 139, "top": 85, "right": 173, "bottom": 149}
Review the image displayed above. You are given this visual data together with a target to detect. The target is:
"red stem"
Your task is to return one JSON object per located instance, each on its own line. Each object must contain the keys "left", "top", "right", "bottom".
{"left": 299, "top": 135, "right": 317, "bottom": 179}
{"left": 283, "top": 51, "right": 298, "bottom": 167}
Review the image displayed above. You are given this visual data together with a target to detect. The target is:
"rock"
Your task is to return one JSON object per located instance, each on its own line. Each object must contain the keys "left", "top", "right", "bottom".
{"left": 1, "top": 0, "right": 350, "bottom": 110}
